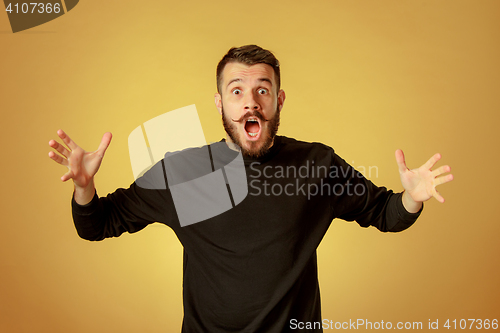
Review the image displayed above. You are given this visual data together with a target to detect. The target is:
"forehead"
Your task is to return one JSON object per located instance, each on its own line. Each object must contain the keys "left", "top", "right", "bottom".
{"left": 221, "top": 62, "right": 276, "bottom": 88}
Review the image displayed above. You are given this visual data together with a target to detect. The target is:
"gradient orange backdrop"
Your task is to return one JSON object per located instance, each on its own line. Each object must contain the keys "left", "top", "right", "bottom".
{"left": 1, "top": 0, "right": 498, "bottom": 332}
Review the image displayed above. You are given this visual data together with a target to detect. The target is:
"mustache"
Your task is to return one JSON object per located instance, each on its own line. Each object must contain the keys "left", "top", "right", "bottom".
{"left": 231, "top": 111, "right": 269, "bottom": 123}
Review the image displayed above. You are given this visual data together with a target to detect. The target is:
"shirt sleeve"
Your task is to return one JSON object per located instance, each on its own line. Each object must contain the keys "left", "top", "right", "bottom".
{"left": 72, "top": 164, "right": 179, "bottom": 241}
{"left": 328, "top": 151, "right": 422, "bottom": 232}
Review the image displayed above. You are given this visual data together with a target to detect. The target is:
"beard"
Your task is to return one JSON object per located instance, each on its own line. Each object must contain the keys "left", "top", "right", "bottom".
{"left": 221, "top": 105, "right": 281, "bottom": 159}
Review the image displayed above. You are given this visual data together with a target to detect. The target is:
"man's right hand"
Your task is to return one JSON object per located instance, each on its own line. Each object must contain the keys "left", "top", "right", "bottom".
{"left": 48, "top": 130, "right": 112, "bottom": 205}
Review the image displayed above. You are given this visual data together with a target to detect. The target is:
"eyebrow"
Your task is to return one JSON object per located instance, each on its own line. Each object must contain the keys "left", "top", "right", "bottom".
{"left": 226, "top": 78, "right": 273, "bottom": 89}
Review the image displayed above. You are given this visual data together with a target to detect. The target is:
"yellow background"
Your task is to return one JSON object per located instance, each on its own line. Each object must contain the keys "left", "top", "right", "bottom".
{"left": 1, "top": 0, "right": 498, "bottom": 331}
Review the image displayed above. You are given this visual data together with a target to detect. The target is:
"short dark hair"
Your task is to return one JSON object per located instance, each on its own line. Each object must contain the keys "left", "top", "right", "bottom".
{"left": 216, "top": 45, "right": 280, "bottom": 93}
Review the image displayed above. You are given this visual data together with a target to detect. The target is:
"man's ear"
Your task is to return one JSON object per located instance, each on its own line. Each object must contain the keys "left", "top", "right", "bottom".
{"left": 277, "top": 89, "right": 286, "bottom": 112}
{"left": 214, "top": 93, "right": 222, "bottom": 115}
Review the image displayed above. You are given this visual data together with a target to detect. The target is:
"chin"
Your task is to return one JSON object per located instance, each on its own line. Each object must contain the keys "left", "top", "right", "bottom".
{"left": 239, "top": 125, "right": 279, "bottom": 157}
{"left": 240, "top": 139, "right": 271, "bottom": 158}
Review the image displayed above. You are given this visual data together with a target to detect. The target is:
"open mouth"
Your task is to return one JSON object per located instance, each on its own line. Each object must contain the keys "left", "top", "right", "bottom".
{"left": 244, "top": 117, "right": 262, "bottom": 140}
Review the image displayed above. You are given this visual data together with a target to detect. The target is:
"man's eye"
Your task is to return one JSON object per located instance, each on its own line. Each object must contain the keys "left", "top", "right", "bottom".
{"left": 232, "top": 89, "right": 242, "bottom": 95}
{"left": 258, "top": 88, "right": 268, "bottom": 95}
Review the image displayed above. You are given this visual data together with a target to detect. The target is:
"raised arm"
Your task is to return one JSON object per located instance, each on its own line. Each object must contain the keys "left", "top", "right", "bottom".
{"left": 48, "top": 129, "right": 112, "bottom": 205}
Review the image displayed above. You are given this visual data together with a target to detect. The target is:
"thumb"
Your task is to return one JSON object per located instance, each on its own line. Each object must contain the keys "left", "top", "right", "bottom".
{"left": 96, "top": 132, "right": 112, "bottom": 156}
{"left": 395, "top": 149, "right": 408, "bottom": 174}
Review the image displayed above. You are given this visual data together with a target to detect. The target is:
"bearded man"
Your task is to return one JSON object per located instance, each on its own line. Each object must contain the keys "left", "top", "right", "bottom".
{"left": 49, "top": 45, "right": 453, "bottom": 332}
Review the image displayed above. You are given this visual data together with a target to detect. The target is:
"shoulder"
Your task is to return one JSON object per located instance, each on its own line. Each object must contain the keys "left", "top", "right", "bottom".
{"left": 136, "top": 144, "right": 214, "bottom": 190}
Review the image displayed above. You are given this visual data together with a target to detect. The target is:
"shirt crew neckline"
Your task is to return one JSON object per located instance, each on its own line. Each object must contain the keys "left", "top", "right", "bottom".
{"left": 214, "top": 136, "right": 284, "bottom": 166}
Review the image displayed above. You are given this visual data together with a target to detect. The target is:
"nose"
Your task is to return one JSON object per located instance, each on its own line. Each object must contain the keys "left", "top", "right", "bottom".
{"left": 244, "top": 91, "right": 261, "bottom": 111}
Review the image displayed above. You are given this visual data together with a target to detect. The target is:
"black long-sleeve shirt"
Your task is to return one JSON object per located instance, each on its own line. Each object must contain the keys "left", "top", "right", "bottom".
{"left": 72, "top": 136, "right": 421, "bottom": 332}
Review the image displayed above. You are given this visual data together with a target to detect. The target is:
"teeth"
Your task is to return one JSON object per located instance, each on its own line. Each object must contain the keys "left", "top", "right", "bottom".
{"left": 247, "top": 119, "right": 258, "bottom": 122}
{"left": 248, "top": 133, "right": 257, "bottom": 137}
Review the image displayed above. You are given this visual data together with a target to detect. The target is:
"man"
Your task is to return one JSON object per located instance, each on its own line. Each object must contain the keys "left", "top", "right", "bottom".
{"left": 48, "top": 45, "right": 453, "bottom": 332}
